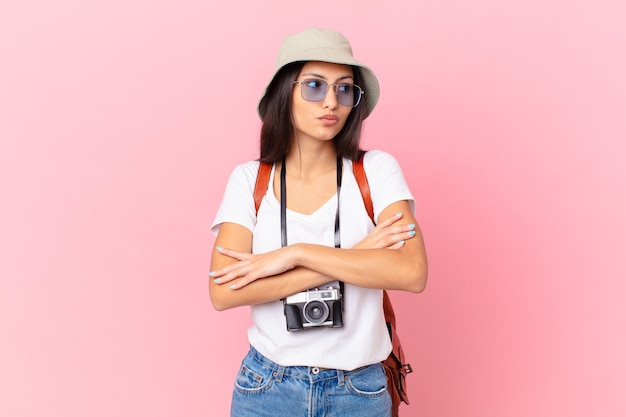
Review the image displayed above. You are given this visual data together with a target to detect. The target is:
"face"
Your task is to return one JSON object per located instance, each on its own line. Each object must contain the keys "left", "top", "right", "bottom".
{"left": 291, "top": 61, "right": 354, "bottom": 145}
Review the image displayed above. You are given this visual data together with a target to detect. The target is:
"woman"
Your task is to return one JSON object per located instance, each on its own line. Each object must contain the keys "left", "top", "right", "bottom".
{"left": 209, "top": 27, "right": 427, "bottom": 417}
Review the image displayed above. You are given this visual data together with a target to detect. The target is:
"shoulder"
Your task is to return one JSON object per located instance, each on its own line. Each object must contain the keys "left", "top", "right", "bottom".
{"left": 211, "top": 160, "right": 263, "bottom": 235}
{"left": 230, "top": 160, "right": 262, "bottom": 179}
{"left": 220, "top": 160, "right": 265, "bottom": 200}
{"left": 225, "top": 160, "right": 262, "bottom": 187}
{"left": 361, "top": 149, "right": 403, "bottom": 173}
{"left": 358, "top": 150, "right": 415, "bottom": 216}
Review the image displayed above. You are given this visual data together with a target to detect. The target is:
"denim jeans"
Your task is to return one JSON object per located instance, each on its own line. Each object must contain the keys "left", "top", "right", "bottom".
{"left": 230, "top": 346, "right": 392, "bottom": 417}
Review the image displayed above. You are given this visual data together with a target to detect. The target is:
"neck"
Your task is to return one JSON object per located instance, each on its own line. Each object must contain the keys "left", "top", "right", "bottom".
{"left": 285, "top": 140, "right": 338, "bottom": 179}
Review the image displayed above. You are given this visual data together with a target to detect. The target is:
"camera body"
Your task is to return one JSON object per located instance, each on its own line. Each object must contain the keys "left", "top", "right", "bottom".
{"left": 283, "top": 281, "right": 343, "bottom": 331}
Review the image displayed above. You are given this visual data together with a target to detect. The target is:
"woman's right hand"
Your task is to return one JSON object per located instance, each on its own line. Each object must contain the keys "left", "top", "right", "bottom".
{"left": 352, "top": 211, "right": 417, "bottom": 250}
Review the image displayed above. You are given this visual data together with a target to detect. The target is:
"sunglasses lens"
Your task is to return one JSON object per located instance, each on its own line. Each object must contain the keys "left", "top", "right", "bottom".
{"left": 336, "top": 84, "right": 358, "bottom": 107}
{"left": 301, "top": 80, "right": 328, "bottom": 102}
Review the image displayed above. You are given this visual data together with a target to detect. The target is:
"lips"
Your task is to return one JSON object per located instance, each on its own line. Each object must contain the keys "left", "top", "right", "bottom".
{"left": 318, "top": 114, "right": 339, "bottom": 126}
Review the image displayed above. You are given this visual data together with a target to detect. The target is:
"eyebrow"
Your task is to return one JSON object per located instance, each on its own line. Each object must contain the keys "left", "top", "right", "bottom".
{"left": 300, "top": 72, "right": 354, "bottom": 82}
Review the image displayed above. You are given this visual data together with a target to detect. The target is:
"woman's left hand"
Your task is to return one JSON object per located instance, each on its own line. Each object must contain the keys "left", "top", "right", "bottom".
{"left": 210, "top": 246, "right": 296, "bottom": 289}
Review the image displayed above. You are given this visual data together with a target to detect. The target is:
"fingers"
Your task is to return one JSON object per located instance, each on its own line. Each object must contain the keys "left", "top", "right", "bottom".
{"left": 387, "top": 240, "right": 406, "bottom": 250}
{"left": 227, "top": 275, "right": 256, "bottom": 290}
{"left": 209, "top": 269, "right": 260, "bottom": 290}
{"left": 377, "top": 211, "right": 404, "bottom": 228}
{"left": 209, "top": 246, "right": 253, "bottom": 286}
{"left": 209, "top": 246, "right": 294, "bottom": 290}
{"left": 363, "top": 212, "right": 417, "bottom": 249}
{"left": 209, "top": 262, "right": 249, "bottom": 285}
{"left": 381, "top": 225, "right": 415, "bottom": 249}
{"left": 215, "top": 246, "right": 252, "bottom": 261}
{"left": 210, "top": 261, "right": 281, "bottom": 290}
{"left": 375, "top": 212, "right": 414, "bottom": 237}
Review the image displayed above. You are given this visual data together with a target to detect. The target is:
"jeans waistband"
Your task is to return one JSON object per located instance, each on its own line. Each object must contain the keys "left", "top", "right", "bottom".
{"left": 248, "top": 346, "right": 347, "bottom": 385}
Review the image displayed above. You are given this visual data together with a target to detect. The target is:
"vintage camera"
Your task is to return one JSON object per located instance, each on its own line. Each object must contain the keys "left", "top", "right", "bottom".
{"left": 283, "top": 280, "right": 343, "bottom": 331}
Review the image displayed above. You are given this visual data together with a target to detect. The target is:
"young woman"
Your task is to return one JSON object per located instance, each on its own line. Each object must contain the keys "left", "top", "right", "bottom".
{"left": 209, "top": 27, "right": 427, "bottom": 417}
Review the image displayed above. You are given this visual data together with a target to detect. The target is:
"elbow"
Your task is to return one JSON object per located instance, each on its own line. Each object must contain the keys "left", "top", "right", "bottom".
{"left": 210, "top": 294, "right": 227, "bottom": 311}
{"left": 392, "top": 241, "right": 428, "bottom": 293}
{"left": 404, "top": 274, "right": 427, "bottom": 294}
{"left": 211, "top": 299, "right": 229, "bottom": 312}
{"left": 209, "top": 284, "right": 235, "bottom": 311}
{"left": 408, "top": 274, "right": 427, "bottom": 293}
{"left": 405, "top": 259, "right": 428, "bottom": 294}
{"left": 211, "top": 295, "right": 236, "bottom": 312}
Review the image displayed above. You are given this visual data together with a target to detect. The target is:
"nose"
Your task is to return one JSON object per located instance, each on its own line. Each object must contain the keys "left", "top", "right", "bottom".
{"left": 322, "top": 85, "right": 339, "bottom": 109}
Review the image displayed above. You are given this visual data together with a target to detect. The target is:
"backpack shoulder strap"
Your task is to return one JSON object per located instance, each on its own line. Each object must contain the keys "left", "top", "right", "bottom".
{"left": 352, "top": 151, "right": 375, "bottom": 224}
{"left": 354, "top": 152, "right": 413, "bottom": 402}
{"left": 254, "top": 161, "right": 272, "bottom": 215}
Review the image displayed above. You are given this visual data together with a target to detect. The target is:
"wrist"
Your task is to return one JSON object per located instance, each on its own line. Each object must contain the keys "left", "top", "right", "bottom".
{"left": 288, "top": 243, "right": 307, "bottom": 269}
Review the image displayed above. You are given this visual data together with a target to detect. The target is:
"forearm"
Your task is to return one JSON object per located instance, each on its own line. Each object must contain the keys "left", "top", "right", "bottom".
{"left": 293, "top": 241, "right": 427, "bottom": 293}
{"left": 290, "top": 202, "right": 427, "bottom": 292}
{"left": 210, "top": 202, "right": 428, "bottom": 304}
{"left": 210, "top": 266, "right": 331, "bottom": 311}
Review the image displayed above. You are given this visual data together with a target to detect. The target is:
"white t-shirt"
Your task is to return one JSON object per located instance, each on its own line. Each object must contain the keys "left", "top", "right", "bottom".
{"left": 211, "top": 150, "right": 415, "bottom": 370}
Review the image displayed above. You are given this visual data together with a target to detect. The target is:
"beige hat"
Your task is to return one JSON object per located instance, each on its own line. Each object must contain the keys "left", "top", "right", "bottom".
{"left": 258, "top": 27, "right": 380, "bottom": 119}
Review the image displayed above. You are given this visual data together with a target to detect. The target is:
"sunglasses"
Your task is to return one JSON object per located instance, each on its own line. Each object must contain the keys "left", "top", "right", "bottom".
{"left": 293, "top": 79, "right": 364, "bottom": 108}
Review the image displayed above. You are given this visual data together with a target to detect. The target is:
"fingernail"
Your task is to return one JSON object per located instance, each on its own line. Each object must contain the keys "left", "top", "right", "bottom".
{"left": 408, "top": 224, "right": 415, "bottom": 230}
{"left": 408, "top": 231, "right": 416, "bottom": 237}
{"left": 216, "top": 246, "right": 223, "bottom": 251}
{"left": 209, "top": 271, "right": 215, "bottom": 277}
{"left": 396, "top": 212, "right": 402, "bottom": 217}
{"left": 229, "top": 284, "right": 236, "bottom": 290}
{"left": 399, "top": 240, "right": 405, "bottom": 247}
{"left": 213, "top": 278, "right": 221, "bottom": 284}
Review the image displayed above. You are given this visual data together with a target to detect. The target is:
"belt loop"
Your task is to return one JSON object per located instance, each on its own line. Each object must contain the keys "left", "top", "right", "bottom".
{"left": 273, "top": 365, "right": 285, "bottom": 382}
{"left": 337, "top": 369, "right": 345, "bottom": 386}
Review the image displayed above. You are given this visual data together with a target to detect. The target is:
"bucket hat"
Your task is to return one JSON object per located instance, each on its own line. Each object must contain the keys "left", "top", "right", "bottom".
{"left": 258, "top": 27, "right": 380, "bottom": 119}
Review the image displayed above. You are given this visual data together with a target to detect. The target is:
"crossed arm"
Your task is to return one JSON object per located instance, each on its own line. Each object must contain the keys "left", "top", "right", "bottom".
{"left": 209, "top": 200, "right": 427, "bottom": 311}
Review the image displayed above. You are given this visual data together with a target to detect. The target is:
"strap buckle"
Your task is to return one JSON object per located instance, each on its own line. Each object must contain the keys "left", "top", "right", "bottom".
{"left": 402, "top": 363, "right": 413, "bottom": 374}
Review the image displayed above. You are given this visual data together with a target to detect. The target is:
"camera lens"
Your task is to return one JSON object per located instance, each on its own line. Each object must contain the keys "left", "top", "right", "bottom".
{"left": 303, "top": 300, "right": 329, "bottom": 325}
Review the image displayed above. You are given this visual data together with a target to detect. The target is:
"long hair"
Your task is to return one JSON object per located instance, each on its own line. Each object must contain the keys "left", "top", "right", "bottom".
{"left": 258, "top": 63, "right": 368, "bottom": 163}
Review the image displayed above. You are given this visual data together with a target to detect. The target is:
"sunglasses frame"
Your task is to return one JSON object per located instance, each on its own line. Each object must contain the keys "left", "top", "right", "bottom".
{"left": 293, "top": 79, "right": 364, "bottom": 108}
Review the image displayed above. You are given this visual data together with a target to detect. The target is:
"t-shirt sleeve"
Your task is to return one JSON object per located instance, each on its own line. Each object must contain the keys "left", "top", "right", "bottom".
{"left": 364, "top": 150, "right": 416, "bottom": 222}
{"left": 210, "top": 161, "right": 260, "bottom": 236}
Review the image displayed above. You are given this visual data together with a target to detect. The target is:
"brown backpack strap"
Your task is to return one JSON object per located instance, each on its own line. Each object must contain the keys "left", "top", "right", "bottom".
{"left": 352, "top": 151, "right": 375, "bottom": 224}
{"left": 254, "top": 162, "right": 272, "bottom": 215}
{"left": 354, "top": 151, "right": 413, "bottom": 411}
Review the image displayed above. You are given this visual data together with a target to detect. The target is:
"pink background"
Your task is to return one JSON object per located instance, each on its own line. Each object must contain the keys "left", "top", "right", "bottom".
{"left": 1, "top": 1, "right": 625, "bottom": 416}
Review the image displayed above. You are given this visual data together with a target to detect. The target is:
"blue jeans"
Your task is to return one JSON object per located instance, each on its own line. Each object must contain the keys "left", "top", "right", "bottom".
{"left": 230, "top": 346, "right": 392, "bottom": 417}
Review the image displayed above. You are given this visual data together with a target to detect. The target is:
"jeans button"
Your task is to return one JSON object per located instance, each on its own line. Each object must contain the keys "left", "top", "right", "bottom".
{"left": 311, "top": 367, "right": 320, "bottom": 375}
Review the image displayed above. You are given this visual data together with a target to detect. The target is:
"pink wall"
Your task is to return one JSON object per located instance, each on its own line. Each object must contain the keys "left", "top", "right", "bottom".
{"left": 1, "top": 1, "right": 624, "bottom": 416}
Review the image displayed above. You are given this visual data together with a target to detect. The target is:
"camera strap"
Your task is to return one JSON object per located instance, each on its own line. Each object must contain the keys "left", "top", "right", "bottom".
{"left": 280, "top": 156, "right": 343, "bottom": 250}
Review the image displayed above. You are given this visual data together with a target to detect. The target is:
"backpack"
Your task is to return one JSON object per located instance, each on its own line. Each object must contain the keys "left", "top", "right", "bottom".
{"left": 253, "top": 151, "right": 413, "bottom": 417}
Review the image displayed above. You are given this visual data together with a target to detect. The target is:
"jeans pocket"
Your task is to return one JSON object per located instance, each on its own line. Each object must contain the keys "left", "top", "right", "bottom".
{"left": 345, "top": 363, "right": 388, "bottom": 397}
{"left": 234, "top": 355, "right": 274, "bottom": 394}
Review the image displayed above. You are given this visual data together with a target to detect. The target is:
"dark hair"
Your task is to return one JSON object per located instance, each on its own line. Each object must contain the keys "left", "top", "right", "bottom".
{"left": 259, "top": 62, "right": 368, "bottom": 163}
